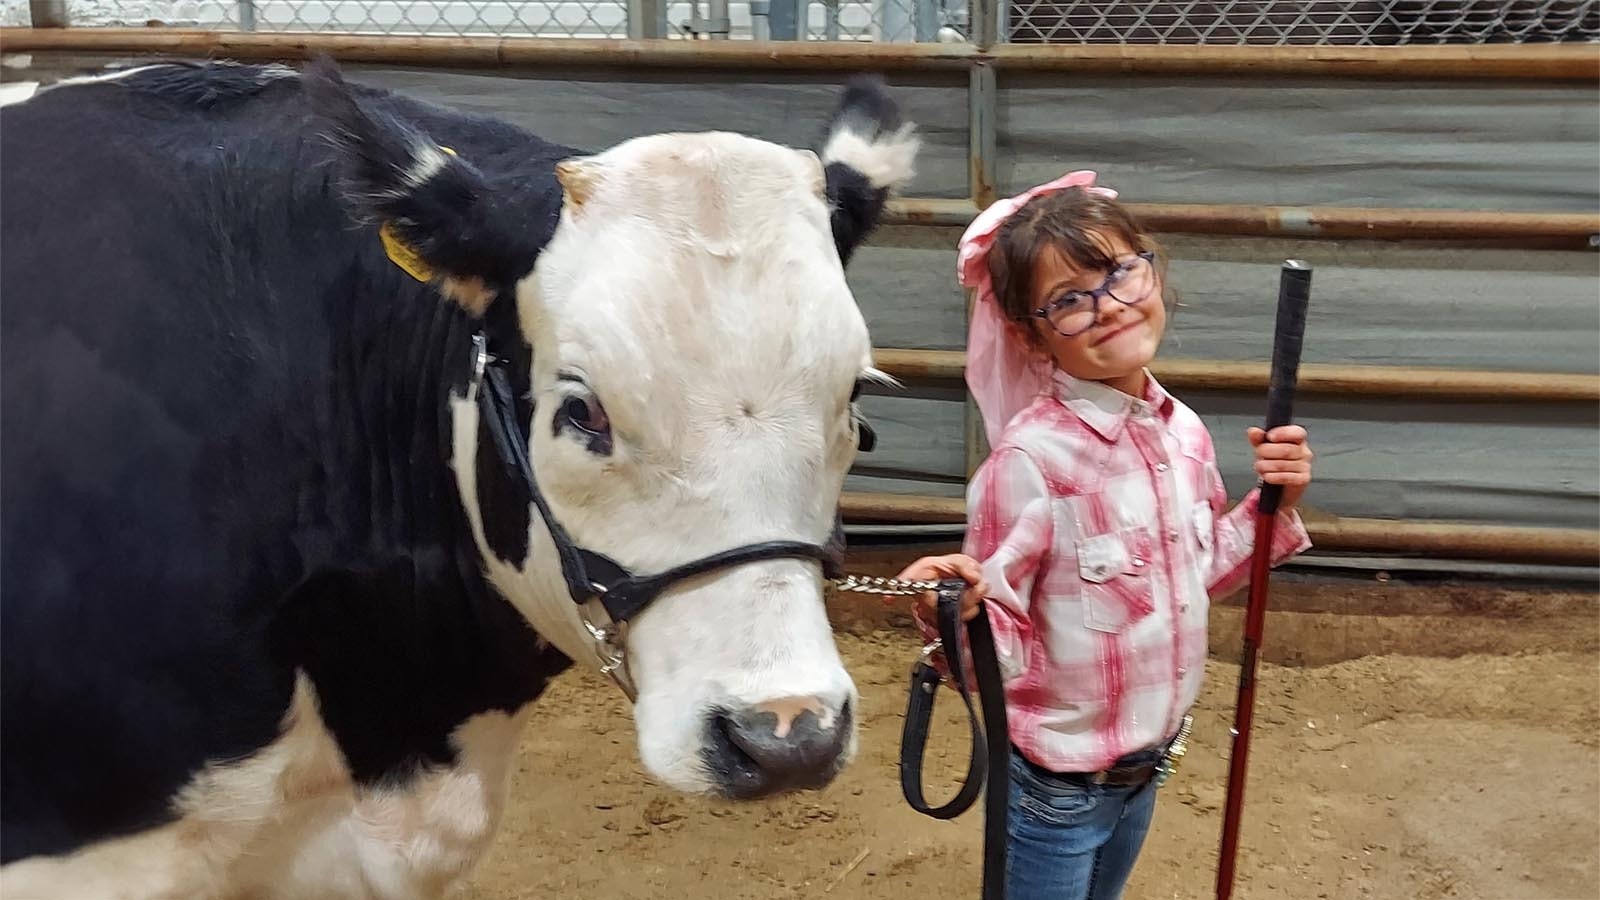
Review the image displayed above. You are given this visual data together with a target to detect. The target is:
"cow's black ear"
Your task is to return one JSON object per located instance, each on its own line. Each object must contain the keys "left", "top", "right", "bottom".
{"left": 817, "top": 76, "right": 920, "bottom": 268}
{"left": 302, "top": 55, "right": 542, "bottom": 315}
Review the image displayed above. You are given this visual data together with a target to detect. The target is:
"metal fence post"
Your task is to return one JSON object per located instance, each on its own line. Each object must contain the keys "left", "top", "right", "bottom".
{"left": 707, "top": 0, "right": 731, "bottom": 37}
{"left": 765, "top": 0, "right": 799, "bottom": 40}
{"left": 913, "top": 0, "right": 937, "bottom": 41}
{"left": 962, "top": 60, "right": 998, "bottom": 478}
{"left": 627, "top": 0, "right": 665, "bottom": 38}
{"left": 238, "top": 0, "right": 256, "bottom": 31}
{"left": 28, "top": 0, "right": 68, "bottom": 27}
{"left": 970, "top": 0, "right": 997, "bottom": 49}
{"left": 967, "top": 62, "right": 997, "bottom": 225}
{"left": 963, "top": 0, "right": 1001, "bottom": 477}
{"left": 751, "top": 0, "right": 771, "bottom": 39}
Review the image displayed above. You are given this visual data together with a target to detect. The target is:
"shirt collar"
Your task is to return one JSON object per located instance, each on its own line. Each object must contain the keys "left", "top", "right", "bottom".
{"left": 1051, "top": 368, "right": 1176, "bottom": 442}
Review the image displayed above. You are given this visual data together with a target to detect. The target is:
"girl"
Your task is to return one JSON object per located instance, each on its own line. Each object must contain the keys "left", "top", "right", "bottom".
{"left": 896, "top": 171, "right": 1315, "bottom": 900}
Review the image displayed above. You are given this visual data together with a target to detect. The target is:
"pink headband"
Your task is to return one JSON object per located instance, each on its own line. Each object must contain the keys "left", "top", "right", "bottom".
{"left": 957, "top": 170, "right": 1119, "bottom": 449}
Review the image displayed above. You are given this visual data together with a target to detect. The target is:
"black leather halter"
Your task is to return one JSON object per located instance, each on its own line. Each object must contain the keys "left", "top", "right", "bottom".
{"left": 470, "top": 334, "right": 848, "bottom": 698}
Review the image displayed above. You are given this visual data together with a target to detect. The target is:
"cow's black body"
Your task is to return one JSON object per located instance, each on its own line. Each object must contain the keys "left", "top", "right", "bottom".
{"left": 0, "top": 62, "right": 572, "bottom": 862}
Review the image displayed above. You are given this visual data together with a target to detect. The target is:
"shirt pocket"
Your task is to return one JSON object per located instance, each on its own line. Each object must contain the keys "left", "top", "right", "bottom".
{"left": 1075, "top": 525, "right": 1155, "bottom": 633}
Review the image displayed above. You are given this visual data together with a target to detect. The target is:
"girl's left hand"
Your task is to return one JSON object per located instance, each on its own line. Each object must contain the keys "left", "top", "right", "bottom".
{"left": 1247, "top": 424, "right": 1314, "bottom": 511}
{"left": 893, "top": 553, "right": 988, "bottom": 625}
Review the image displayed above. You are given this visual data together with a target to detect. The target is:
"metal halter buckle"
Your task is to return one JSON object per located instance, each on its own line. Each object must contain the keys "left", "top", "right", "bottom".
{"left": 914, "top": 638, "right": 947, "bottom": 690}
{"left": 579, "top": 595, "right": 637, "bottom": 701}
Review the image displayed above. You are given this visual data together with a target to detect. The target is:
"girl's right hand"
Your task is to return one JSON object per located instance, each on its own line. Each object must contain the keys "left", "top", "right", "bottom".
{"left": 892, "top": 554, "right": 989, "bottom": 624}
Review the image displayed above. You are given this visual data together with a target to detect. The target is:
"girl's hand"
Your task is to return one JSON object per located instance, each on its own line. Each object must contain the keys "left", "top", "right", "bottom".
{"left": 892, "top": 553, "right": 988, "bottom": 624}
{"left": 1247, "top": 424, "right": 1314, "bottom": 511}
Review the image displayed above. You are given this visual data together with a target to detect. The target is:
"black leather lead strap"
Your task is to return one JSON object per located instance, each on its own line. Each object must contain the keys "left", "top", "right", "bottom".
{"left": 899, "top": 580, "right": 1010, "bottom": 900}
{"left": 971, "top": 599, "right": 1010, "bottom": 900}
{"left": 900, "top": 583, "right": 986, "bottom": 819}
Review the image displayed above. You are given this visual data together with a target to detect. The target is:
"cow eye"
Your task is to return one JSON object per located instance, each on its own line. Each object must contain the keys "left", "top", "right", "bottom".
{"left": 854, "top": 413, "right": 877, "bottom": 453}
{"left": 553, "top": 390, "right": 612, "bottom": 455}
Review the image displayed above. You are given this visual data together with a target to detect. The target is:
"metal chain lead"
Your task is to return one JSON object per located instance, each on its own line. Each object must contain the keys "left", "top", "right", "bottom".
{"left": 829, "top": 574, "right": 945, "bottom": 597}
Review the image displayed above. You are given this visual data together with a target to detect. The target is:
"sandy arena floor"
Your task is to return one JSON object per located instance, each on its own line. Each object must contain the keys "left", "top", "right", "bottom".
{"left": 461, "top": 575, "right": 1599, "bottom": 900}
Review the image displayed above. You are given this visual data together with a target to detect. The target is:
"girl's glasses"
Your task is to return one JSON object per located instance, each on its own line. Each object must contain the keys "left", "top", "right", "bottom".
{"left": 1032, "top": 250, "right": 1158, "bottom": 338}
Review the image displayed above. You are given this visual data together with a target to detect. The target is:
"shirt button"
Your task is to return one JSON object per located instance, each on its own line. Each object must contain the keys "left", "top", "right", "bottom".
{"left": 1132, "top": 558, "right": 1146, "bottom": 568}
{"left": 1178, "top": 667, "right": 1188, "bottom": 676}
{"left": 1167, "top": 529, "right": 1179, "bottom": 542}
{"left": 1155, "top": 462, "right": 1170, "bottom": 472}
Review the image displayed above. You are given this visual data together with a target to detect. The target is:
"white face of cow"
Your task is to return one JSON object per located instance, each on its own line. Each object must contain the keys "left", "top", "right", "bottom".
{"left": 307, "top": 60, "right": 914, "bottom": 800}
{"left": 491, "top": 132, "right": 877, "bottom": 798}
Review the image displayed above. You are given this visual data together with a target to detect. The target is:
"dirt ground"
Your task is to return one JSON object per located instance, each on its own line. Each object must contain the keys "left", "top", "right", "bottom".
{"left": 462, "top": 573, "right": 1599, "bottom": 900}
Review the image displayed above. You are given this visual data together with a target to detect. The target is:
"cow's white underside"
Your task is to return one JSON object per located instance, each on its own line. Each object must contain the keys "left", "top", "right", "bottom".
{"left": 0, "top": 675, "right": 530, "bottom": 900}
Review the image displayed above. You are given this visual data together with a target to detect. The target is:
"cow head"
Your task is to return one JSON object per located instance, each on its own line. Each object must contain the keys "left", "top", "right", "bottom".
{"left": 307, "top": 60, "right": 918, "bottom": 799}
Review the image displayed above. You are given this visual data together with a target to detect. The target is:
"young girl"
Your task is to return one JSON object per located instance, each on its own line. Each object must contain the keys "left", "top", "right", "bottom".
{"left": 896, "top": 171, "right": 1315, "bottom": 900}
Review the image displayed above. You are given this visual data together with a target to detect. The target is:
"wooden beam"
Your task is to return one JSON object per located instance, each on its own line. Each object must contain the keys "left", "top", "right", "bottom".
{"left": 839, "top": 491, "right": 1600, "bottom": 567}
{"left": 870, "top": 349, "right": 1600, "bottom": 404}
{"left": 884, "top": 199, "right": 1600, "bottom": 249}
{"left": 3, "top": 29, "right": 1596, "bottom": 82}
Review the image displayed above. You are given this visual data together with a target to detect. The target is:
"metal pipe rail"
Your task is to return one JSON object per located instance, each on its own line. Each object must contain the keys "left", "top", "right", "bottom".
{"left": 837, "top": 492, "right": 1600, "bottom": 567}
{"left": 883, "top": 199, "right": 1600, "bottom": 250}
{"left": 871, "top": 349, "right": 1600, "bottom": 405}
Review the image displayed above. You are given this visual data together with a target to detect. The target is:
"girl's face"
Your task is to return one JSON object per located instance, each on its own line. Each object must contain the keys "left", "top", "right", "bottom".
{"left": 1026, "top": 235, "right": 1166, "bottom": 391}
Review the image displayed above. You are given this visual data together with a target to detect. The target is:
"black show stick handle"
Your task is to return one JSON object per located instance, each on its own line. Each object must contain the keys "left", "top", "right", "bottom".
{"left": 1259, "top": 260, "right": 1313, "bottom": 516}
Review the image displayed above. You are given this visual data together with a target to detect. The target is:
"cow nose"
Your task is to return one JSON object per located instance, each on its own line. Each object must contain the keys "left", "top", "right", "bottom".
{"left": 707, "top": 695, "right": 852, "bottom": 799}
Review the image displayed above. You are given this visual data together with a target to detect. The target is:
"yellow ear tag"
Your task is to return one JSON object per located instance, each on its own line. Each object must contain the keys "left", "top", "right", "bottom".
{"left": 380, "top": 222, "right": 435, "bottom": 283}
{"left": 379, "top": 145, "right": 458, "bottom": 284}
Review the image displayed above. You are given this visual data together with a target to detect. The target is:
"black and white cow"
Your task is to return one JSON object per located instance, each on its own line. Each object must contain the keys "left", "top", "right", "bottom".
{"left": 0, "top": 57, "right": 918, "bottom": 897}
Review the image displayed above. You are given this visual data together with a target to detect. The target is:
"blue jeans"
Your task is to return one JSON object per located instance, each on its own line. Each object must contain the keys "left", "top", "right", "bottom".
{"left": 1004, "top": 745, "right": 1162, "bottom": 900}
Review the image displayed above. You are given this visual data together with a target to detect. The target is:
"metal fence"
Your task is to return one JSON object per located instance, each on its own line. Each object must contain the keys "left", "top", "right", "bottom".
{"left": 6, "top": 0, "right": 1596, "bottom": 42}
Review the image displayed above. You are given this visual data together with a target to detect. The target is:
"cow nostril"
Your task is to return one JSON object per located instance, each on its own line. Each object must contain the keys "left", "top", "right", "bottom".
{"left": 753, "top": 695, "right": 830, "bottom": 740}
{"left": 707, "top": 697, "right": 852, "bottom": 798}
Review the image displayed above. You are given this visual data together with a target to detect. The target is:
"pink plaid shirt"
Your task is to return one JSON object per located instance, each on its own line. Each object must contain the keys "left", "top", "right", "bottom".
{"left": 924, "top": 369, "right": 1310, "bottom": 774}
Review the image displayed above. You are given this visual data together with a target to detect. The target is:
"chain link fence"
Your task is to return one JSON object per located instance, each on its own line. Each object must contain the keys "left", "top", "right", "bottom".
{"left": 1007, "top": 1, "right": 1599, "bottom": 44}
{"left": 2, "top": 0, "right": 1595, "bottom": 43}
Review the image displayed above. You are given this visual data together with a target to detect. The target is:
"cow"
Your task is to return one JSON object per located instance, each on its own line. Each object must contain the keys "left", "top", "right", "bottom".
{"left": 0, "top": 56, "right": 919, "bottom": 898}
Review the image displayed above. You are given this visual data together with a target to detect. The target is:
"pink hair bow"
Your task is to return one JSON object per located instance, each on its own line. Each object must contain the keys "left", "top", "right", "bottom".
{"left": 957, "top": 171, "right": 1118, "bottom": 449}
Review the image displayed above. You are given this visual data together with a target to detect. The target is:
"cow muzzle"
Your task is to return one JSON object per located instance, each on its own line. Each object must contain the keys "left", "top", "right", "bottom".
{"left": 705, "top": 694, "right": 854, "bottom": 799}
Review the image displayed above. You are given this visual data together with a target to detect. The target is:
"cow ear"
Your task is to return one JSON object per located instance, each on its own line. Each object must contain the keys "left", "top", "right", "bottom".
{"left": 794, "top": 148, "right": 828, "bottom": 199}
{"left": 817, "top": 75, "right": 920, "bottom": 268}
{"left": 302, "top": 55, "right": 543, "bottom": 316}
{"left": 554, "top": 157, "right": 602, "bottom": 212}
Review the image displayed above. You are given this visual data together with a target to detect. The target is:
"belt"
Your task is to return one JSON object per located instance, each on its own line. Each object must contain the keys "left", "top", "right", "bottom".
{"left": 1034, "top": 715, "right": 1195, "bottom": 789}
{"left": 1068, "top": 762, "right": 1160, "bottom": 787}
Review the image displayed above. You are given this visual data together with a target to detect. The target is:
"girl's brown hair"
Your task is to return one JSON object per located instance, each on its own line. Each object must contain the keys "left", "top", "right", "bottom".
{"left": 985, "top": 187, "right": 1167, "bottom": 347}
